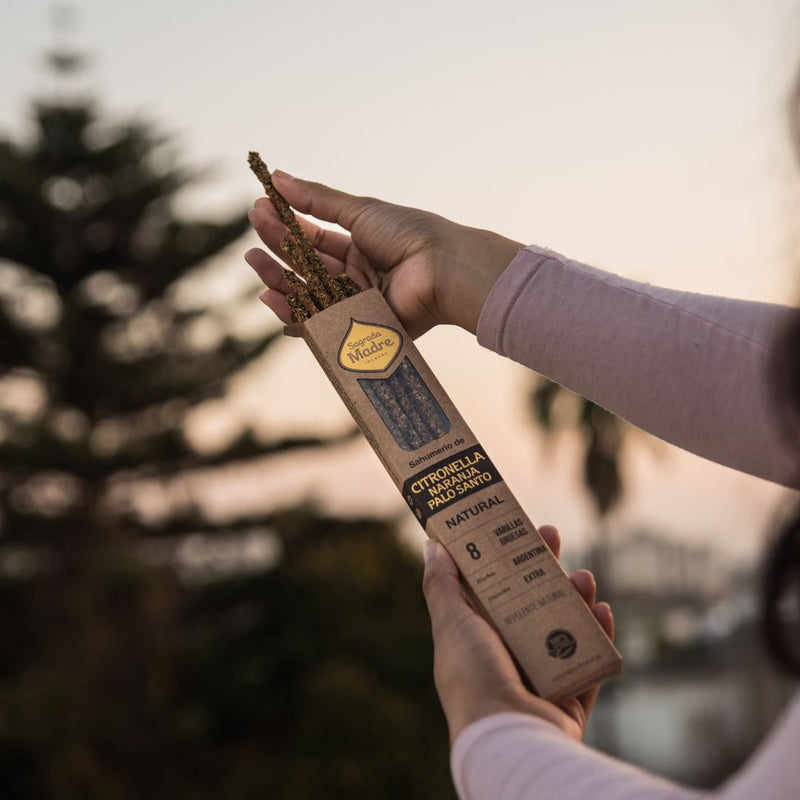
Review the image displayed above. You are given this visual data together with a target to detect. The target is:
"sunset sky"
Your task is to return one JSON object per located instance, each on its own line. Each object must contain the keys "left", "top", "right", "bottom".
{"left": 3, "top": 0, "right": 800, "bottom": 560}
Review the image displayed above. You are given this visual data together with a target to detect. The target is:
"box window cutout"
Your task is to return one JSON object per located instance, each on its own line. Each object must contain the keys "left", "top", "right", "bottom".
{"left": 358, "top": 358, "right": 451, "bottom": 450}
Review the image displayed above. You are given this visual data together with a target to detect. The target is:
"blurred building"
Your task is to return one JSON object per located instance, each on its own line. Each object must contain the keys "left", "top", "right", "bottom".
{"left": 573, "top": 529, "right": 797, "bottom": 788}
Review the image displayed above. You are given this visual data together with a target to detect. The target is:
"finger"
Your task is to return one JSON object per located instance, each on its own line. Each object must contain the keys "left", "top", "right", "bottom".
{"left": 248, "top": 205, "right": 346, "bottom": 275}
{"left": 272, "top": 170, "right": 373, "bottom": 231}
{"left": 593, "top": 601, "right": 615, "bottom": 641}
{"left": 537, "top": 524, "right": 561, "bottom": 559}
{"left": 245, "top": 247, "right": 291, "bottom": 292}
{"left": 574, "top": 603, "right": 615, "bottom": 719}
{"left": 248, "top": 204, "right": 290, "bottom": 255}
{"left": 254, "top": 197, "right": 353, "bottom": 261}
{"left": 258, "top": 288, "right": 292, "bottom": 325}
{"left": 421, "top": 540, "right": 474, "bottom": 636}
{"left": 576, "top": 684, "right": 601, "bottom": 722}
{"left": 569, "top": 569, "right": 597, "bottom": 608}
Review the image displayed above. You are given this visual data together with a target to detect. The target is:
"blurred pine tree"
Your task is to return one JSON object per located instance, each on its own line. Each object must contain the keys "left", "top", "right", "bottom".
{"left": 0, "top": 48, "right": 451, "bottom": 799}
{"left": 0, "top": 70, "right": 297, "bottom": 548}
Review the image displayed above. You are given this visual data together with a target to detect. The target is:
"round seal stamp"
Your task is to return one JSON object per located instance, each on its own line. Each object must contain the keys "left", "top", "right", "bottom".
{"left": 545, "top": 629, "right": 577, "bottom": 659}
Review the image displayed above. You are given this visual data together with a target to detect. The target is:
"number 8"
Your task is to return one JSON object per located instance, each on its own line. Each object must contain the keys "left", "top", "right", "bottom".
{"left": 466, "top": 542, "right": 481, "bottom": 560}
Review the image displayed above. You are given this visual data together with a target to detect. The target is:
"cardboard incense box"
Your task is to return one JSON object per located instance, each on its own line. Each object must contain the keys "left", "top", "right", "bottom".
{"left": 288, "top": 287, "right": 622, "bottom": 702}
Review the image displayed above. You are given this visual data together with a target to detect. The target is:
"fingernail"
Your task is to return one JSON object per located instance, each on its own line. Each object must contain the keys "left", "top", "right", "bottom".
{"left": 273, "top": 169, "right": 295, "bottom": 181}
{"left": 423, "top": 539, "right": 437, "bottom": 565}
{"left": 247, "top": 208, "right": 259, "bottom": 223}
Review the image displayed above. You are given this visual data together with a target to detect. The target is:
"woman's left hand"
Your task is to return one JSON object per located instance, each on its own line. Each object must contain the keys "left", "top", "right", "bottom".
{"left": 421, "top": 525, "right": 615, "bottom": 744}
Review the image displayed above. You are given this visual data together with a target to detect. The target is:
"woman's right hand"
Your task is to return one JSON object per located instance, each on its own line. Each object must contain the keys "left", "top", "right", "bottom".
{"left": 245, "top": 171, "right": 523, "bottom": 339}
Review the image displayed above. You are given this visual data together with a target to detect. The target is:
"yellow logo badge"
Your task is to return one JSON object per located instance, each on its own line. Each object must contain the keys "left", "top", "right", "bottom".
{"left": 338, "top": 319, "right": 402, "bottom": 373}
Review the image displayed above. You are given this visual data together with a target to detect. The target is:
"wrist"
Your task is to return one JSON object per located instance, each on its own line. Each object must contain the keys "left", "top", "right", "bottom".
{"left": 447, "top": 692, "right": 577, "bottom": 746}
{"left": 438, "top": 230, "right": 523, "bottom": 334}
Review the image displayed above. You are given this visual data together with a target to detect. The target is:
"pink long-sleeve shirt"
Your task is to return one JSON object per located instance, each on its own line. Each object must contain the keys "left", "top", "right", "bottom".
{"left": 449, "top": 244, "right": 800, "bottom": 800}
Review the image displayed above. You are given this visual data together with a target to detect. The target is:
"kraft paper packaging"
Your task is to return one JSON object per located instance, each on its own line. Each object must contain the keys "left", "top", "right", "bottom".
{"left": 288, "top": 287, "right": 621, "bottom": 702}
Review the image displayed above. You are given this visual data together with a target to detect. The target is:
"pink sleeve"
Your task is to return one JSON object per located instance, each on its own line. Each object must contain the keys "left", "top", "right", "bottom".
{"left": 476, "top": 245, "right": 800, "bottom": 488}
{"left": 451, "top": 713, "right": 704, "bottom": 800}
{"left": 451, "top": 693, "right": 800, "bottom": 800}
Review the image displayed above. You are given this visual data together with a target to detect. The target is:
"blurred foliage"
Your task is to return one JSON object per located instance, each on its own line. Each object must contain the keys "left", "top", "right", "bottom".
{"left": 0, "top": 85, "right": 263, "bottom": 544}
{"left": 0, "top": 62, "right": 451, "bottom": 798}
{"left": 0, "top": 511, "right": 452, "bottom": 799}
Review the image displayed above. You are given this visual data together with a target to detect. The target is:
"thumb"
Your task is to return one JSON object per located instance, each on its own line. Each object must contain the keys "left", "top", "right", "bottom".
{"left": 273, "top": 171, "right": 373, "bottom": 230}
{"left": 422, "top": 540, "right": 473, "bottom": 635}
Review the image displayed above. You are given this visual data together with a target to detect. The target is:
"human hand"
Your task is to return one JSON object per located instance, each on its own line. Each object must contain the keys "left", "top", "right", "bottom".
{"left": 245, "top": 171, "right": 523, "bottom": 338}
{"left": 421, "top": 525, "right": 615, "bottom": 745}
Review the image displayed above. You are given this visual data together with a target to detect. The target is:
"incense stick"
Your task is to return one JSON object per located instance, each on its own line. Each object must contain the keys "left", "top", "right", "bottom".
{"left": 248, "top": 151, "right": 362, "bottom": 321}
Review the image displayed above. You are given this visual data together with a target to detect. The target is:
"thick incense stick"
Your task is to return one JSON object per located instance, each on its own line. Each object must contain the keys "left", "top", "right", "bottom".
{"left": 248, "top": 151, "right": 362, "bottom": 321}
{"left": 282, "top": 269, "right": 317, "bottom": 320}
